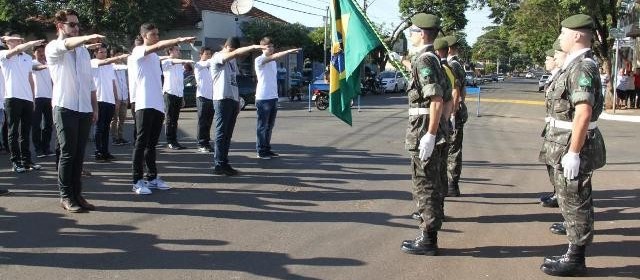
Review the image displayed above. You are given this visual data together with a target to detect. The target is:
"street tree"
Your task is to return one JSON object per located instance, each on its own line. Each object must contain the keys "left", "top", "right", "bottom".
{"left": 241, "top": 19, "right": 321, "bottom": 63}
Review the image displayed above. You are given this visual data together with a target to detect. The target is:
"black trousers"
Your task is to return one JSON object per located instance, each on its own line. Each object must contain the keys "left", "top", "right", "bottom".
{"left": 95, "top": 102, "right": 115, "bottom": 155}
{"left": 132, "top": 108, "right": 164, "bottom": 183}
{"left": 196, "top": 96, "right": 214, "bottom": 147}
{"left": 54, "top": 107, "right": 92, "bottom": 200}
{"left": 32, "top": 97, "right": 53, "bottom": 154}
{"left": 5, "top": 98, "right": 34, "bottom": 165}
{"left": 164, "top": 93, "right": 182, "bottom": 144}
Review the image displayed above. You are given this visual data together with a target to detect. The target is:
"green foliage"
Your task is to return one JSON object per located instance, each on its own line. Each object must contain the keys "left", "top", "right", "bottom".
{"left": 241, "top": 19, "right": 322, "bottom": 62}
{"left": 398, "top": 0, "right": 469, "bottom": 32}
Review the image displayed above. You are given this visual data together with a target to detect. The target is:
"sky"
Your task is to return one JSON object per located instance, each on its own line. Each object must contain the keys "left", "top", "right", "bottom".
{"left": 252, "top": 0, "right": 494, "bottom": 45}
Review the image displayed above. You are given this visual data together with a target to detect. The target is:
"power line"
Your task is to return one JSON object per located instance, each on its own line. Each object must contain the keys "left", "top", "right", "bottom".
{"left": 282, "top": 0, "right": 326, "bottom": 11}
{"left": 255, "top": 0, "right": 325, "bottom": 17}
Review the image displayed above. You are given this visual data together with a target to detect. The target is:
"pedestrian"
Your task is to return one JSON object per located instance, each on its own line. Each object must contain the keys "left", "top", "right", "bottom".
{"left": 254, "top": 36, "right": 301, "bottom": 159}
{"left": 111, "top": 48, "right": 130, "bottom": 146}
{"left": 162, "top": 45, "right": 193, "bottom": 150}
{"left": 210, "top": 37, "right": 266, "bottom": 176}
{"left": 194, "top": 47, "right": 214, "bottom": 153}
{"left": 45, "top": 9, "right": 104, "bottom": 212}
{"left": 399, "top": 13, "right": 448, "bottom": 256}
{"left": 277, "top": 62, "right": 286, "bottom": 96}
{"left": 633, "top": 68, "right": 640, "bottom": 109}
{"left": 91, "top": 44, "right": 128, "bottom": 162}
{"left": 130, "top": 22, "right": 195, "bottom": 195}
{"left": 539, "top": 14, "right": 606, "bottom": 277}
{"left": 31, "top": 44, "right": 55, "bottom": 158}
{"left": 0, "top": 33, "right": 45, "bottom": 173}
{"left": 615, "top": 68, "right": 629, "bottom": 108}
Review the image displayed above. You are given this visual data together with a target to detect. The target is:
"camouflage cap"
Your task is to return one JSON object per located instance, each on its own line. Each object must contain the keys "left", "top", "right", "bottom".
{"left": 444, "top": 35, "right": 459, "bottom": 47}
{"left": 553, "top": 39, "right": 562, "bottom": 52}
{"left": 411, "top": 13, "right": 440, "bottom": 29}
{"left": 545, "top": 49, "right": 555, "bottom": 57}
{"left": 433, "top": 38, "right": 449, "bottom": 50}
{"left": 561, "top": 14, "right": 594, "bottom": 30}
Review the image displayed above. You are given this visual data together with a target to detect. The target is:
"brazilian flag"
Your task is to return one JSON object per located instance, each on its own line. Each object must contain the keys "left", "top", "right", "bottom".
{"left": 329, "top": 0, "right": 381, "bottom": 125}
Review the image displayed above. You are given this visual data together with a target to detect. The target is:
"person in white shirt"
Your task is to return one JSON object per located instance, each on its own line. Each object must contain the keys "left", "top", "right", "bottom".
{"left": 111, "top": 49, "right": 130, "bottom": 146}
{"left": 127, "top": 36, "right": 144, "bottom": 140}
{"left": 254, "top": 37, "right": 300, "bottom": 159}
{"left": 194, "top": 47, "right": 213, "bottom": 153}
{"left": 130, "top": 22, "right": 195, "bottom": 195}
{"left": 161, "top": 45, "right": 192, "bottom": 150}
{"left": 31, "top": 44, "right": 55, "bottom": 158}
{"left": 45, "top": 9, "right": 103, "bottom": 212}
{"left": 0, "top": 33, "right": 45, "bottom": 173}
{"left": 0, "top": 65, "right": 7, "bottom": 196}
{"left": 210, "top": 37, "right": 266, "bottom": 176}
{"left": 91, "top": 44, "right": 128, "bottom": 161}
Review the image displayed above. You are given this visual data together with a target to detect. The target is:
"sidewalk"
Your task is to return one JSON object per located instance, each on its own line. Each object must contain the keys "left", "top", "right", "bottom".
{"left": 601, "top": 107, "right": 640, "bottom": 122}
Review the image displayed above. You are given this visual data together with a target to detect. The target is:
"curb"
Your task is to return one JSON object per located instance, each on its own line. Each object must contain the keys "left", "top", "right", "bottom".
{"left": 600, "top": 112, "right": 640, "bottom": 123}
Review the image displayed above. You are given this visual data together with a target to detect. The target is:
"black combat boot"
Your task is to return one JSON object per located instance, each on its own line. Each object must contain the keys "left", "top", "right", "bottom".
{"left": 541, "top": 243, "right": 587, "bottom": 276}
{"left": 540, "top": 194, "right": 559, "bottom": 208}
{"left": 446, "top": 182, "right": 460, "bottom": 197}
{"left": 401, "top": 231, "right": 438, "bottom": 255}
{"left": 549, "top": 222, "right": 566, "bottom": 235}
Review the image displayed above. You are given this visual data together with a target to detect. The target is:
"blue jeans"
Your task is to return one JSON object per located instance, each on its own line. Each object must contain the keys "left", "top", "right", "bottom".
{"left": 256, "top": 98, "right": 278, "bottom": 154}
{"left": 213, "top": 99, "right": 239, "bottom": 167}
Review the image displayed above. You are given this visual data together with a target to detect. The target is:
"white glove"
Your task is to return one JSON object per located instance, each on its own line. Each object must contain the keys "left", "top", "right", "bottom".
{"left": 418, "top": 133, "right": 436, "bottom": 161}
{"left": 450, "top": 114, "right": 456, "bottom": 128}
{"left": 388, "top": 51, "right": 401, "bottom": 61}
{"left": 561, "top": 151, "right": 580, "bottom": 180}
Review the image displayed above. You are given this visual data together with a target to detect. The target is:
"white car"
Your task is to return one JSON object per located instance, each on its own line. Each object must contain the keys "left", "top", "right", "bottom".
{"left": 525, "top": 72, "right": 535, "bottom": 79}
{"left": 378, "top": 71, "right": 407, "bottom": 92}
{"left": 538, "top": 74, "right": 550, "bottom": 91}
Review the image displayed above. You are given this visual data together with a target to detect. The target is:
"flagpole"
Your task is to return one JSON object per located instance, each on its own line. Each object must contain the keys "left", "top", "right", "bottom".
{"left": 348, "top": 0, "right": 410, "bottom": 80}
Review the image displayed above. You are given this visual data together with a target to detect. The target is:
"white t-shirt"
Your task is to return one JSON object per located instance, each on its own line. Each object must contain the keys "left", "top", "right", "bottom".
{"left": 194, "top": 60, "right": 213, "bottom": 100}
{"left": 162, "top": 60, "right": 184, "bottom": 97}
{"left": 91, "top": 60, "right": 117, "bottom": 104}
{"left": 131, "top": 46, "right": 164, "bottom": 113}
{"left": 45, "top": 39, "right": 95, "bottom": 113}
{"left": 0, "top": 70, "right": 5, "bottom": 108}
{"left": 127, "top": 55, "right": 138, "bottom": 103}
{"left": 113, "top": 64, "right": 129, "bottom": 102}
{"left": 32, "top": 60, "right": 53, "bottom": 99}
{"left": 254, "top": 54, "right": 278, "bottom": 100}
{"left": 0, "top": 51, "right": 34, "bottom": 102}
{"left": 210, "top": 52, "right": 238, "bottom": 101}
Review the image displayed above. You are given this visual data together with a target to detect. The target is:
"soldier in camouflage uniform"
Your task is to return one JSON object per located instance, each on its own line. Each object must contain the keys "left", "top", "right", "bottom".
{"left": 444, "top": 35, "right": 469, "bottom": 196}
{"left": 399, "top": 13, "right": 449, "bottom": 256}
{"left": 539, "top": 14, "right": 606, "bottom": 277}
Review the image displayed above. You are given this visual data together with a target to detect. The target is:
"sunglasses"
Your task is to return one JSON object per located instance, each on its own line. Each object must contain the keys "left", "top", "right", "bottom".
{"left": 64, "top": 22, "right": 80, "bottom": 28}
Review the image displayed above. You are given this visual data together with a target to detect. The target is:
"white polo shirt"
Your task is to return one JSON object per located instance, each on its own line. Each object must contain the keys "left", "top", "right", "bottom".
{"left": 113, "top": 64, "right": 129, "bottom": 102}
{"left": 254, "top": 54, "right": 278, "bottom": 100}
{"left": 210, "top": 52, "right": 238, "bottom": 101}
{"left": 131, "top": 46, "right": 164, "bottom": 113}
{"left": 194, "top": 60, "right": 213, "bottom": 100}
{"left": 0, "top": 51, "right": 34, "bottom": 102}
{"left": 161, "top": 60, "right": 184, "bottom": 97}
{"left": 91, "top": 60, "right": 117, "bottom": 104}
{"left": 45, "top": 39, "right": 95, "bottom": 113}
{"left": 31, "top": 60, "right": 53, "bottom": 99}
{"left": 127, "top": 55, "right": 138, "bottom": 103}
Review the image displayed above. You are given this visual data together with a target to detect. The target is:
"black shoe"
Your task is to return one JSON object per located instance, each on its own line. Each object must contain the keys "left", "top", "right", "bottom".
{"left": 411, "top": 212, "right": 421, "bottom": 221}
{"left": 266, "top": 151, "right": 280, "bottom": 158}
{"left": 77, "top": 195, "right": 96, "bottom": 211}
{"left": 401, "top": 231, "right": 438, "bottom": 255}
{"left": 167, "top": 143, "right": 185, "bottom": 150}
{"left": 120, "top": 139, "right": 130, "bottom": 145}
{"left": 0, "top": 189, "right": 10, "bottom": 196}
{"left": 24, "top": 162, "right": 42, "bottom": 171}
{"left": 95, "top": 153, "right": 107, "bottom": 162}
{"left": 60, "top": 198, "right": 84, "bottom": 213}
{"left": 213, "top": 165, "right": 238, "bottom": 176}
{"left": 104, "top": 153, "right": 116, "bottom": 161}
{"left": 36, "top": 151, "right": 47, "bottom": 158}
{"left": 541, "top": 194, "right": 559, "bottom": 208}
{"left": 539, "top": 192, "right": 553, "bottom": 202}
{"left": 541, "top": 244, "right": 587, "bottom": 276}
{"left": 44, "top": 149, "right": 56, "bottom": 157}
{"left": 12, "top": 162, "right": 26, "bottom": 173}
{"left": 112, "top": 139, "right": 123, "bottom": 146}
{"left": 446, "top": 183, "right": 460, "bottom": 197}
{"left": 549, "top": 222, "right": 566, "bottom": 235}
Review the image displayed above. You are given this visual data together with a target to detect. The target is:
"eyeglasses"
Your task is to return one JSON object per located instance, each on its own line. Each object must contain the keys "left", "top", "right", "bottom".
{"left": 409, "top": 27, "right": 423, "bottom": 33}
{"left": 64, "top": 22, "right": 80, "bottom": 28}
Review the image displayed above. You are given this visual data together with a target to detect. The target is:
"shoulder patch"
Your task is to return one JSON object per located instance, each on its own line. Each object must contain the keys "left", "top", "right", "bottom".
{"left": 421, "top": 68, "right": 432, "bottom": 77}
{"left": 578, "top": 75, "right": 591, "bottom": 87}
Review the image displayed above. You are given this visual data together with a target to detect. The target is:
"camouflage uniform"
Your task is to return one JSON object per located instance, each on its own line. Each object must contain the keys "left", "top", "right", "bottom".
{"left": 406, "top": 45, "right": 449, "bottom": 231}
{"left": 446, "top": 55, "right": 468, "bottom": 187}
{"left": 538, "top": 50, "right": 606, "bottom": 246}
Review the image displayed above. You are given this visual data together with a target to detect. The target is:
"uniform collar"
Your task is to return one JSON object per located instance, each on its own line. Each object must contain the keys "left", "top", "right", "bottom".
{"left": 562, "top": 48, "right": 591, "bottom": 70}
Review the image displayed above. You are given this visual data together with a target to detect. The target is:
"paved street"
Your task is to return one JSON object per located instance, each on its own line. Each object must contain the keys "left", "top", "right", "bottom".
{"left": 1, "top": 78, "right": 638, "bottom": 279}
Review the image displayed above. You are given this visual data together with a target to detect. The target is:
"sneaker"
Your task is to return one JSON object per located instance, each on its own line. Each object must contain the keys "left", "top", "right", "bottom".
{"left": 132, "top": 180, "right": 152, "bottom": 195}
{"left": 147, "top": 177, "right": 171, "bottom": 190}
{"left": 95, "top": 153, "right": 107, "bottom": 162}
{"left": 0, "top": 189, "right": 10, "bottom": 196}
{"left": 257, "top": 153, "right": 271, "bottom": 160}
{"left": 104, "top": 153, "right": 116, "bottom": 161}
{"left": 266, "top": 151, "right": 280, "bottom": 158}
{"left": 12, "top": 163, "right": 26, "bottom": 173}
{"left": 197, "top": 146, "right": 211, "bottom": 153}
{"left": 213, "top": 165, "right": 239, "bottom": 176}
{"left": 167, "top": 143, "right": 185, "bottom": 150}
{"left": 24, "top": 162, "right": 42, "bottom": 171}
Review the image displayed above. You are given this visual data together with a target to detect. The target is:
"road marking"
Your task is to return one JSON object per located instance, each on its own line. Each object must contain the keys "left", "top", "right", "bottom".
{"left": 480, "top": 98, "right": 545, "bottom": 106}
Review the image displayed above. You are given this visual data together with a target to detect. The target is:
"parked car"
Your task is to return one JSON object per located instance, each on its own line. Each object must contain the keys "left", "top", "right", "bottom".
{"left": 538, "top": 74, "right": 550, "bottom": 91}
{"left": 465, "top": 71, "right": 477, "bottom": 86}
{"left": 378, "top": 71, "right": 407, "bottom": 92}
{"left": 497, "top": 75, "right": 505, "bottom": 82}
{"left": 238, "top": 75, "right": 257, "bottom": 110}
{"left": 525, "top": 72, "right": 535, "bottom": 79}
{"left": 483, "top": 75, "right": 493, "bottom": 83}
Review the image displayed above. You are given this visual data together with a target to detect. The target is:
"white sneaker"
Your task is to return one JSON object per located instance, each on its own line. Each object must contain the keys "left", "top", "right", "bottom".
{"left": 147, "top": 177, "right": 171, "bottom": 190}
{"left": 132, "top": 180, "right": 152, "bottom": 195}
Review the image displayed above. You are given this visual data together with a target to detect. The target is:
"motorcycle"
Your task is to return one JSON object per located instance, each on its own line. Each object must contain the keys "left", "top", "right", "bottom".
{"left": 362, "top": 75, "right": 383, "bottom": 95}
{"left": 312, "top": 89, "right": 329, "bottom": 110}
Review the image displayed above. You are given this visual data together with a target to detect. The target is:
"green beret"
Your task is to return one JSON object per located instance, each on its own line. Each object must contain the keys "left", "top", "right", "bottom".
{"left": 411, "top": 13, "right": 440, "bottom": 29}
{"left": 444, "top": 35, "right": 459, "bottom": 47}
{"left": 552, "top": 39, "right": 562, "bottom": 52}
{"left": 561, "top": 14, "right": 594, "bottom": 30}
{"left": 545, "top": 49, "right": 555, "bottom": 57}
{"left": 433, "top": 38, "right": 448, "bottom": 50}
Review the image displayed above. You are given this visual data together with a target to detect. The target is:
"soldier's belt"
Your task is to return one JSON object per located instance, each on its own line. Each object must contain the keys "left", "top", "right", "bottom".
{"left": 545, "top": 117, "right": 597, "bottom": 130}
{"left": 408, "top": 108, "right": 430, "bottom": 116}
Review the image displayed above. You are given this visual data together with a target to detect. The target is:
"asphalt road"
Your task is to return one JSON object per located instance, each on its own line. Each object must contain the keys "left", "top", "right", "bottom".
{"left": 1, "top": 78, "right": 639, "bottom": 279}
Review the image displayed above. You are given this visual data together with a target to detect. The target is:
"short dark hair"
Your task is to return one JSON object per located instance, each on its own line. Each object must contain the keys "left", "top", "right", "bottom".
{"left": 34, "top": 44, "right": 46, "bottom": 52}
{"left": 224, "top": 37, "right": 240, "bottom": 49}
{"left": 260, "top": 37, "right": 272, "bottom": 46}
{"left": 134, "top": 35, "right": 143, "bottom": 46}
{"left": 422, "top": 28, "right": 438, "bottom": 39}
{"left": 54, "top": 9, "right": 79, "bottom": 24}
{"left": 139, "top": 23, "right": 157, "bottom": 37}
{"left": 199, "top": 47, "right": 212, "bottom": 54}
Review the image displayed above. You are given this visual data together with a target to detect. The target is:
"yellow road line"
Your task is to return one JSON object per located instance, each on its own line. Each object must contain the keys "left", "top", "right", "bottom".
{"left": 479, "top": 98, "right": 545, "bottom": 106}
